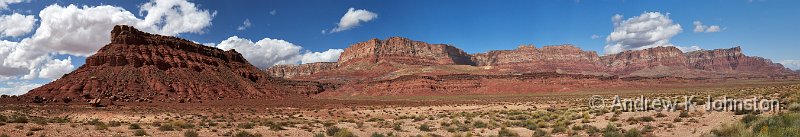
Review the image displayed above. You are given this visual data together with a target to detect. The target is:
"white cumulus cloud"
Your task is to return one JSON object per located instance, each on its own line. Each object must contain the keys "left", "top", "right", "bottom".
{"left": 604, "top": 12, "right": 700, "bottom": 54}
{"left": 237, "top": 19, "right": 251, "bottom": 31}
{"left": 693, "top": 21, "right": 722, "bottom": 33}
{"left": 216, "top": 36, "right": 343, "bottom": 68}
{"left": 37, "top": 56, "right": 74, "bottom": 79}
{"left": 216, "top": 36, "right": 302, "bottom": 68}
{"left": 778, "top": 60, "right": 800, "bottom": 71}
{"left": 138, "top": 0, "right": 215, "bottom": 36}
{"left": 0, "top": 0, "right": 24, "bottom": 10}
{"left": 301, "top": 49, "right": 344, "bottom": 64}
{"left": 327, "top": 8, "right": 377, "bottom": 33}
{"left": 0, "top": 81, "right": 41, "bottom": 95}
{"left": 590, "top": 34, "right": 600, "bottom": 39}
{"left": 0, "top": 13, "right": 36, "bottom": 37}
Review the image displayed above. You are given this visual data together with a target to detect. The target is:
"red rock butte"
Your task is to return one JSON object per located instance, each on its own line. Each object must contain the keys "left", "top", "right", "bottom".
{"left": 24, "top": 25, "right": 327, "bottom": 103}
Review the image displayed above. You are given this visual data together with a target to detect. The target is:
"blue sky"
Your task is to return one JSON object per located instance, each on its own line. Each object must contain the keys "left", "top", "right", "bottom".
{"left": 0, "top": 0, "right": 798, "bottom": 94}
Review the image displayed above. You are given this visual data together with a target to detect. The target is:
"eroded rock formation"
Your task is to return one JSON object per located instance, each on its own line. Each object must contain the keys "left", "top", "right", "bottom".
{"left": 265, "top": 62, "right": 338, "bottom": 78}
{"left": 337, "top": 37, "right": 475, "bottom": 68}
{"left": 24, "top": 25, "right": 326, "bottom": 103}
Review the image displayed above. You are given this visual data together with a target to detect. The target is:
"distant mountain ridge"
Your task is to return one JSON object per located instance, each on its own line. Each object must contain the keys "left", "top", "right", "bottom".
{"left": 267, "top": 37, "right": 794, "bottom": 79}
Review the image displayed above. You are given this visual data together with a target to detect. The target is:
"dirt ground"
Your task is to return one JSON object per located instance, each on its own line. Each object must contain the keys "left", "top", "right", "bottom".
{"left": 0, "top": 79, "right": 798, "bottom": 137}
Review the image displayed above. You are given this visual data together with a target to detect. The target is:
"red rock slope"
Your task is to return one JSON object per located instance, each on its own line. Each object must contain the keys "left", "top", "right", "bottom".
{"left": 24, "top": 25, "right": 325, "bottom": 103}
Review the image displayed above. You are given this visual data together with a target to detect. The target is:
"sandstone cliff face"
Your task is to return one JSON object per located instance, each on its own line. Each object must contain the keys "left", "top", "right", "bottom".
{"left": 337, "top": 37, "right": 475, "bottom": 68}
{"left": 471, "top": 45, "right": 605, "bottom": 73}
{"left": 272, "top": 37, "right": 794, "bottom": 79}
{"left": 265, "top": 62, "right": 338, "bottom": 78}
{"left": 24, "top": 25, "right": 325, "bottom": 103}
{"left": 601, "top": 46, "right": 689, "bottom": 74}
{"left": 685, "top": 47, "right": 790, "bottom": 74}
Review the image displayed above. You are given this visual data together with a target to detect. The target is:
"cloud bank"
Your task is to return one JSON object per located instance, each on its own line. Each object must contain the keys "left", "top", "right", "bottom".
{"left": 778, "top": 60, "right": 800, "bottom": 70}
{"left": 604, "top": 12, "right": 700, "bottom": 54}
{"left": 216, "top": 36, "right": 343, "bottom": 68}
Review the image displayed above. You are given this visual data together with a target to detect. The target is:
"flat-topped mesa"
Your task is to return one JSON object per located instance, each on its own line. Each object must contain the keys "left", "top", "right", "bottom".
{"left": 101, "top": 25, "right": 249, "bottom": 66}
{"left": 471, "top": 44, "right": 604, "bottom": 73}
{"left": 686, "top": 46, "right": 792, "bottom": 74}
{"left": 266, "top": 62, "right": 338, "bottom": 78}
{"left": 337, "top": 37, "right": 475, "bottom": 68}
{"left": 601, "top": 46, "right": 689, "bottom": 74}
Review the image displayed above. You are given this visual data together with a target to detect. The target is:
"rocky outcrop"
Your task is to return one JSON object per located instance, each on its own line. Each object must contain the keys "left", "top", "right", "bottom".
{"left": 601, "top": 46, "right": 689, "bottom": 74}
{"left": 24, "top": 25, "right": 326, "bottom": 103}
{"left": 685, "top": 47, "right": 791, "bottom": 74}
{"left": 337, "top": 37, "right": 475, "bottom": 68}
{"left": 471, "top": 45, "right": 605, "bottom": 73}
{"left": 265, "top": 62, "right": 338, "bottom": 78}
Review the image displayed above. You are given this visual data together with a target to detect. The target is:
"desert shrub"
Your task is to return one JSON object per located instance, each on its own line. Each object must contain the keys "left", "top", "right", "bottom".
{"left": 584, "top": 125, "right": 600, "bottom": 135}
{"left": 333, "top": 129, "right": 356, "bottom": 137}
{"left": 625, "top": 117, "right": 638, "bottom": 124}
{"left": 498, "top": 128, "right": 519, "bottom": 137}
{"left": 533, "top": 128, "right": 547, "bottom": 137}
{"left": 184, "top": 130, "right": 199, "bottom": 137}
{"left": 313, "top": 133, "right": 325, "bottom": 137}
{"left": 268, "top": 123, "right": 285, "bottom": 131}
{"left": 367, "top": 118, "right": 384, "bottom": 122}
{"left": 48, "top": 116, "right": 70, "bottom": 123}
{"left": 237, "top": 122, "right": 255, "bottom": 129}
{"left": 624, "top": 128, "right": 641, "bottom": 137}
{"left": 603, "top": 131, "right": 623, "bottom": 137}
{"left": 86, "top": 119, "right": 102, "bottom": 125}
{"left": 234, "top": 131, "right": 262, "bottom": 137}
{"left": 572, "top": 124, "right": 585, "bottom": 130}
{"left": 673, "top": 118, "right": 682, "bottom": 122}
{"left": 158, "top": 124, "right": 175, "bottom": 131}
{"left": 638, "top": 116, "right": 655, "bottom": 122}
{"left": 709, "top": 123, "right": 751, "bottom": 137}
{"left": 551, "top": 125, "right": 567, "bottom": 133}
{"left": 108, "top": 121, "right": 122, "bottom": 127}
{"left": 655, "top": 113, "right": 667, "bottom": 117}
{"left": 419, "top": 124, "right": 432, "bottom": 132}
{"left": 9, "top": 115, "right": 28, "bottom": 123}
{"left": 392, "top": 123, "right": 403, "bottom": 131}
{"left": 740, "top": 114, "right": 760, "bottom": 125}
{"left": 603, "top": 124, "right": 621, "bottom": 137}
{"left": 0, "top": 134, "right": 9, "bottom": 137}
{"left": 171, "top": 120, "right": 194, "bottom": 129}
{"left": 473, "top": 120, "right": 487, "bottom": 128}
{"left": 94, "top": 122, "right": 108, "bottom": 130}
{"left": 326, "top": 126, "right": 341, "bottom": 136}
{"left": 788, "top": 103, "right": 800, "bottom": 112}
{"left": 748, "top": 113, "right": 800, "bottom": 137}
{"left": 133, "top": 129, "right": 147, "bottom": 136}
{"left": 371, "top": 132, "right": 386, "bottom": 137}
{"left": 129, "top": 123, "right": 142, "bottom": 129}
{"left": 679, "top": 111, "right": 690, "bottom": 118}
